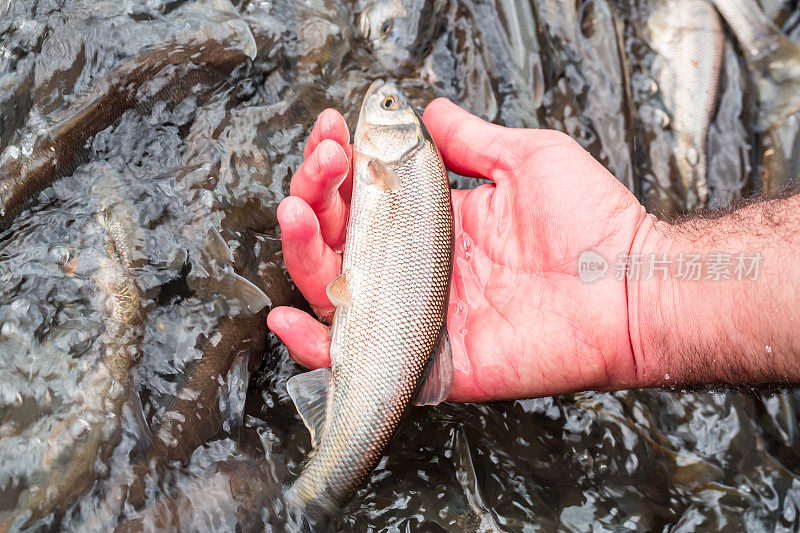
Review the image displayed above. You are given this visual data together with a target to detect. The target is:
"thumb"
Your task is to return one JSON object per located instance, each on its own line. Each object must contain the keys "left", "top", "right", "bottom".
{"left": 422, "top": 98, "right": 557, "bottom": 181}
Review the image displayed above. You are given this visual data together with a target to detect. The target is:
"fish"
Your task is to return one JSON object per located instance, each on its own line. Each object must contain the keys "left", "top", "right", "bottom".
{"left": 113, "top": 457, "right": 288, "bottom": 533}
{"left": 0, "top": 0, "right": 257, "bottom": 227}
{"left": 705, "top": 41, "right": 757, "bottom": 206}
{"left": 358, "top": 0, "right": 446, "bottom": 76}
{"left": 115, "top": 313, "right": 267, "bottom": 513}
{"left": 285, "top": 81, "right": 454, "bottom": 516}
{"left": 79, "top": 100, "right": 295, "bottom": 526}
{"left": 0, "top": 170, "right": 148, "bottom": 530}
{"left": 536, "top": 0, "right": 637, "bottom": 194}
{"left": 709, "top": 0, "right": 800, "bottom": 192}
{"left": 75, "top": 264, "right": 272, "bottom": 529}
{"left": 648, "top": 0, "right": 725, "bottom": 210}
{"left": 756, "top": 0, "right": 797, "bottom": 27}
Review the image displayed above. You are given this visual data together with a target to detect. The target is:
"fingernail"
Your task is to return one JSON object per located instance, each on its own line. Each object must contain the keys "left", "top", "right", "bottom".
{"left": 319, "top": 108, "right": 336, "bottom": 130}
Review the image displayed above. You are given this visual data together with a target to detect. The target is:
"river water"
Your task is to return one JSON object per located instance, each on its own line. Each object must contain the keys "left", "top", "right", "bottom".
{"left": 1, "top": 0, "right": 799, "bottom": 530}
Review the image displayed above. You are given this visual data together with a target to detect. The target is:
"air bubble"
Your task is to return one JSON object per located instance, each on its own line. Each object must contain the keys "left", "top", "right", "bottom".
{"left": 462, "top": 234, "right": 473, "bottom": 260}
{"left": 0, "top": 321, "right": 15, "bottom": 337}
{"left": 48, "top": 244, "right": 78, "bottom": 274}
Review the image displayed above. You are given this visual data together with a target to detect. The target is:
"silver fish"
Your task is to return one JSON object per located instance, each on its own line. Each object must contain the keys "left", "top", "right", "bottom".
{"left": 0, "top": 0, "right": 257, "bottom": 227}
{"left": 286, "top": 81, "right": 454, "bottom": 515}
{"left": 1, "top": 171, "right": 147, "bottom": 531}
{"left": 358, "top": 0, "right": 445, "bottom": 76}
{"left": 648, "top": 0, "right": 725, "bottom": 209}
{"left": 709, "top": 0, "right": 800, "bottom": 192}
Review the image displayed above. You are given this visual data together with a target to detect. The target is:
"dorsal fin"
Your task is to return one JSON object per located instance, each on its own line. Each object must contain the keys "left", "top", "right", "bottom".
{"left": 287, "top": 367, "right": 332, "bottom": 448}
{"left": 227, "top": 272, "right": 271, "bottom": 315}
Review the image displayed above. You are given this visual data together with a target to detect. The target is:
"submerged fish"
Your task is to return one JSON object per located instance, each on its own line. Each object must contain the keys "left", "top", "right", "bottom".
{"left": 0, "top": 171, "right": 148, "bottom": 530}
{"left": 358, "top": 0, "right": 446, "bottom": 76}
{"left": 286, "top": 81, "right": 454, "bottom": 515}
{"left": 114, "top": 457, "right": 287, "bottom": 533}
{"left": 648, "top": 0, "right": 725, "bottom": 209}
{"left": 0, "top": 0, "right": 257, "bottom": 227}
{"left": 709, "top": 0, "right": 800, "bottom": 192}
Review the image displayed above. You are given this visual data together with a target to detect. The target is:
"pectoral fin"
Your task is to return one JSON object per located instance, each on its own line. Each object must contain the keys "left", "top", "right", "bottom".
{"left": 126, "top": 383, "right": 152, "bottom": 452}
{"left": 367, "top": 159, "right": 401, "bottom": 191}
{"left": 326, "top": 272, "right": 350, "bottom": 307}
{"left": 193, "top": 227, "right": 269, "bottom": 315}
{"left": 187, "top": 268, "right": 270, "bottom": 316}
{"left": 415, "top": 326, "right": 454, "bottom": 406}
{"left": 287, "top": 367, "right": 331, "bottom": 449}
{"left": 50, "top": 98, "right": 103, "bottom": 142}
{"left": 205, "top": 226, "right": 235, "bottom": 265}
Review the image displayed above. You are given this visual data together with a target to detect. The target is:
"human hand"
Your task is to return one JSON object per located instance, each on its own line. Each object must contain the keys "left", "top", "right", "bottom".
{"left": 267, "top": 99, "right": 652, "bottom": 401}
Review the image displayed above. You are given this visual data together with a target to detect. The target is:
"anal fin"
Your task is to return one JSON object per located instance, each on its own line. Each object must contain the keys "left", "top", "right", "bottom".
{"left": 415, "top": 326, "right": 454, "bottom": 406}
{"left": 287, "top": 367, "right": 331, "bottom": 448}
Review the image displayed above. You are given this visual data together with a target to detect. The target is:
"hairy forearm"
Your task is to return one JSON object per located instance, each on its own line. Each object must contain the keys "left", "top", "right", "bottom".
{"left": 629, "top": 191, "right": 800, "bottom": 388}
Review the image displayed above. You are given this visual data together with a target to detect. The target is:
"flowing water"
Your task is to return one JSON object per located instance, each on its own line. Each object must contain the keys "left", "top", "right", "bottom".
{"left": 1, "top": 0, "right": 799, "bottom": 530}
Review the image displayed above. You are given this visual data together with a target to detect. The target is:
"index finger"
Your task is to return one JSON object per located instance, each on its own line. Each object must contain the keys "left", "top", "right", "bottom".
{"left": 304, "top": 108, "right": 351, "bottom": 160}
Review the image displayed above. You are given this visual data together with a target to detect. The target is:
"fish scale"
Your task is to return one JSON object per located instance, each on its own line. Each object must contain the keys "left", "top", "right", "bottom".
{"left": 288, "top": 82, "right": 454, "bottom": 515}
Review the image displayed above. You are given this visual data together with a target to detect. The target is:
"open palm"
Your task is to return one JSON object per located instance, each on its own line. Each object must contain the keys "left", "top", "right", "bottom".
{"left": 267, "top": 99, "right": 650, "bottom": 402}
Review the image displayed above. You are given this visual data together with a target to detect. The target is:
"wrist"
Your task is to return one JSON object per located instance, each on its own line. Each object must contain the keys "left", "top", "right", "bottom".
{"left": 626, "top": 214, "right": 670, "bottom": 387}
{"left": 630, "top": 203, "right": 800, "bottom": 388}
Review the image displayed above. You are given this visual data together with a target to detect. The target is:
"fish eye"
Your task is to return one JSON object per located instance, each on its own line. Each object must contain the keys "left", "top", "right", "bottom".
{"left": 381, "top": 95, "right": 400, "bottom": 110}
{"left": 380, "top": 19, "right": 393, "bottom": 39}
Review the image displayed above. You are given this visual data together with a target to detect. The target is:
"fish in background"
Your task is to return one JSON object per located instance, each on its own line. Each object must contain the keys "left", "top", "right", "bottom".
{"left": 113, "top": 457, "right": 288, "bottom": 533}
{"left": 0, "top": 167, "right": 148, "bottom": 530}
{"left": 470, "top": 0, "right": 546, "bottom": 128}
{"left": 536, "top": 0, "right": 638, "bottom": 195}
{"left": 357, "top": 0, "right": 447, "bottom": 77}
{"left": 0, "top": 0, "right": 257, "bottom": 227}
{"left": 281, "top": 0, "right": 354, "bottom": 82}
{"left": 74, "top": 99, "right": 302, "bottom": 528}
{"left": 756, "top": 0, "right": 799, "bottom": 27}
{"left": 647, "top": 0, "right": 725, "bottom": 210}
{"left": 286, "top": 81, "right": 454, "bottom": 517}
{"left": 710, "top": 0, "right": 800, "bottom": 192}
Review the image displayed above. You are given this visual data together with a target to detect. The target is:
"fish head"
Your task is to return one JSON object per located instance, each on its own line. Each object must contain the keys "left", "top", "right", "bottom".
{"left": 358, "top": 0, "right": 445, "bottom": 75}
{"left": 354, "top": 80, "right": 424, "bottom": 164}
